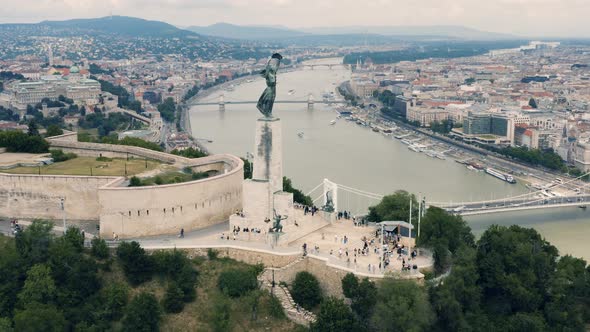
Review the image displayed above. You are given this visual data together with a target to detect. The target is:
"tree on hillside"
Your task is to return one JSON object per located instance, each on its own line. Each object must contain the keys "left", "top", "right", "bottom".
{"left": 14, "top": 302, "right": 66, "bottom": 332}
{"left": 372, "top": 279, "right": 434, "bottom": 332}
{"left": 477, "top": 225, "right": 558, "bottom": 315}
{"left": 116, "top": 241, "right": 154, "bottom": 285}
{"left": 283, "top": 176, "right": 313, "bottom": 206}
{"left": 367, "top": 190, "right": 418, "bottom": 224}
{"left": 341, "top": 273, "right": 377, "bottom": 321}
{"left": 429, "top": 246, "right": 483, "bottom": 331}
{"left": 17, "top": 264, "right": 56, "bottom": 307}
{"left": 45, "top": 125, "right": 63, "bottom": 137}
{"left": 418, "top": 207, "right": 475, "bottom": 253}
{"left": 291, "top": 271, "right": 322, "bottom": 310}
{"left": 311, "top": 297, "right": 358, "bottom": 332}
{"left": 157, "top": 97, "right": 176, "bottom": 122}
{"left": 15, "top": 220, "right": 54, "bottom": 265}
{"left": 162, "top": 283, "right": 185, "bottom": 313}
{"left": 217, "top": 268, "right": 258, "bottom": 298}
{"left": 544, "top": 255, "right": 590, "bottom": 330}
{"left": 0, "top": 237, "right": 23, "bottom": 317}
{"left": 122, "top": 292, "right": 161, "bottom": 332}
{"left": 27, "top": 119, "right": 39, "bottom": 136}
{"left": 100, "top": 283, "right": 129, "bottom": 321}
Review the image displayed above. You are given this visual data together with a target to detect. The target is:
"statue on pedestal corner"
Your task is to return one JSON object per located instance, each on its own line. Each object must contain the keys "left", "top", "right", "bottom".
{"left": 271, "top": 209, "right": 287, "bottom": 233}
{"left": 257, "top": 53, "right": 282, "bottom": 118}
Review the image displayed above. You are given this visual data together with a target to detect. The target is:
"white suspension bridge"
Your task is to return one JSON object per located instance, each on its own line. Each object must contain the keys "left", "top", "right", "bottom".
{"left": 305, "top": 174, "right": 590, "bottom": 217}
{"left": 188, "top": 91, "right": 347, "bottom": 111}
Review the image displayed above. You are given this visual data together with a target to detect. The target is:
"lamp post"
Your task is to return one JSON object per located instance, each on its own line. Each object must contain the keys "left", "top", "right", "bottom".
{"left": 417, "top": 193, "right": 422, "bottom": 238}
{"left": 380, "top": 222, "right": 384, "bottom": 273}
{"left": 60, "top": 198, "right": 66, "bottom": 233}
{"left": 408, "top": 199, "right": 412, "bottom": 264}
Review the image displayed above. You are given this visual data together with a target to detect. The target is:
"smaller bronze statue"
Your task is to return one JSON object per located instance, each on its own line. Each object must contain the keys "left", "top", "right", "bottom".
{"left": 257, "top": 53, "right": 282, "bottom": 118}
{"left": 322, "top": 190, "right": 335, "bottom": 213}
{"left": 271, "top": 209, "right": 287, "bottom": 233}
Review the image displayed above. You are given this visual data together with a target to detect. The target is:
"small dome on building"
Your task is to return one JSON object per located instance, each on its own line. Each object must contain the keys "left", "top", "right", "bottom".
{"left": 70, "top": 65, "right": 80, "bottom": 74}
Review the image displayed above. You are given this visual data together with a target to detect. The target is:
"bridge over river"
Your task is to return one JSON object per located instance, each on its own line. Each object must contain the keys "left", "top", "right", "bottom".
{"left": 188, "top": 93, "right": 348, "bottom": 111}
{"left": 306, "top": 175, "right": 590, "bottom": 218}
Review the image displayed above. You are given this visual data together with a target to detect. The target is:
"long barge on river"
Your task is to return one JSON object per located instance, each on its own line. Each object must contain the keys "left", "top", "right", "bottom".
{"left": 485, "top": 167, "right": 517, "bottom": 184}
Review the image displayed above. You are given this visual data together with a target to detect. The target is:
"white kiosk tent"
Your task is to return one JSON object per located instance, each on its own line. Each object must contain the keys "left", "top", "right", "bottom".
{"left": 378, "top": 220, "right": 415, "bottom": 272}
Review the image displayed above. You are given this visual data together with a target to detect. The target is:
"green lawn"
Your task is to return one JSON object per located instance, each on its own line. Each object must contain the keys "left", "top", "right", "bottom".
{"left": 138, "top": 169, "right": 211, "bottom": 186}
{"left": 3, "top": 156, "right": 161, "bottom": 176}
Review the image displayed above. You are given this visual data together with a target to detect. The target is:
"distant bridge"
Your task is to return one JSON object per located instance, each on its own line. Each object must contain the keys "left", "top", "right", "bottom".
{"left": 297, "top": 63, "right": 350, "bottom": 70}
{"left": 189, "top": 93, "right": 348, "bottom": 111}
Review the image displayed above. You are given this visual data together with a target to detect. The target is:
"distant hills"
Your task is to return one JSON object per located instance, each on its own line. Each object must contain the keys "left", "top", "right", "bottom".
{"left": 1, "top": 16, "right": 198, "bottom": 38}
{"left": 186, "top": 23, "right": 306, "bottom": 40}
{"left": 186, "top": 23, "right": 517, "bottom": 41}
{"left": 300, "top": 25, "right": 516, "bottom": 40}
{"left": 0, "top": 16, "right": 518, "bottom": 42}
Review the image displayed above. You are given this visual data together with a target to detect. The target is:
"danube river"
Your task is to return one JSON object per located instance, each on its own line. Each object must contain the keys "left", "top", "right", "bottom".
{"left": 189, "top": 58, "right": 590, "bottom": 260}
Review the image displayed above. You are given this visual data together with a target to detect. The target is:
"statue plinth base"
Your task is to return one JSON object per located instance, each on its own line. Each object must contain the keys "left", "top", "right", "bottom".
{"left": 252, "top": 117, "right": 283, "bottom": 195}
{"left": 229, "top": 116, "right": 295, "bottom": 246}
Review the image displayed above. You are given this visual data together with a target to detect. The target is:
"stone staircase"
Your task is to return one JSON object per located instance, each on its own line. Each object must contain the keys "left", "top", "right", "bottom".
{"left": 258, "top": 257, "right": 317, "bottom": 326}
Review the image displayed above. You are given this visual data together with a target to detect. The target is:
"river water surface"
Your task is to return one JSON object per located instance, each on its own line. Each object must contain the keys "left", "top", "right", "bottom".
{"left": 189, "top": 58, "right": 590, "bottom": 260}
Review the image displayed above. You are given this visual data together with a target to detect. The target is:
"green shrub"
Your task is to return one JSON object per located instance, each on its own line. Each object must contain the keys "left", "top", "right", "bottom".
{"left": 291, "top": 271, "right": 322, "bottom": 310}
{"left": 191, "top": 172, "right": 209, "bottom": 180}
{"left": 128, "top": 176, "right": 142, "bottom": 187}
{"left": 207, "top": 248, "right": 218, "bottom": 260}
{"left": 162, "top": 283, "right": 185, "bottom": 313}
{"left": 218, "top": 268, "right": 258, "bottom": 297}
{"left": 96, "top": 156, "right": 113, "bottom": 162}
{"left": 63, "top": 227, "right": 84, "bottom": 252}
{"left": 152, "top": 250, "right": 198, "bottom": 302}
{"left": 268, "top": 294, "right": 285, "bottom": 319}
{"left": 45, "top": 125, "right": 63, "bottom": 137}
{"left": 122, "top": 292, "right": 161, "bottom": 332}
{"left": 101, "top": 283, "right": 129, "bottom": 321}
{"left": 210, "top": 297, "right": 231, "bottom": 332}
{"left": 0, "top": 130, "right": 49, "bottom": 153}
{"left": 91, "top": 237, "right": 109, "bottom": 259}
{"left": 116, "top": 241, "right": 154, "bottom": 285}
{"left": 49, "top": 149, "right": 77, "bottom": 162}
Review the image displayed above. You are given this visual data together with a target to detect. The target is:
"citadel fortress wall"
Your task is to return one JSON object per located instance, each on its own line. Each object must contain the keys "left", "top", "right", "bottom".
{"left": 0, "top": 132, "right": 244, "bottom": 238}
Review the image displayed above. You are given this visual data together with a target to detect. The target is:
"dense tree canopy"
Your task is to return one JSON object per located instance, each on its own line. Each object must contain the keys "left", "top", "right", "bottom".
{"left": 157, "top": 97, "right": 176, "bottom": 122}
{"left": 122, "top": 292, "right": 161, "bottom": 332}
{"left": 312, "top": 297, "right": 358, "bottom": 332}
{"left": 291, "top": 271, "right": 322, "bottom": 310}
{"left": 283, "top": 176, "right": 313, "bottom": 206}
{"left": 0, "top": 130, "right": 49, "bottom": 153}
{"left": 428, "top": 223, "right": 590, "bottom": 331}
{"left": 367, "top": 190, "right": 418, "bottom": 224}
{"left": 217, "top": 268, "right": 258, "bottom": 298}
{"left": 372, "top": 279, "right": 435, "bottom": 332}
{"left": 171, "top": 147, "right": 207, "bottom": 158}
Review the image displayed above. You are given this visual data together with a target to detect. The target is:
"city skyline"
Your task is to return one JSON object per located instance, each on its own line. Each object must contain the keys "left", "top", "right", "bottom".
{"left": 0, "top": 0, "right": 589, "bottom": 38}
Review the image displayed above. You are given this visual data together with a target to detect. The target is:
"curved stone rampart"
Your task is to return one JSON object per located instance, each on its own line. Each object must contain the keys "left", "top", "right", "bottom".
{"left": 1, "top": 135, "right": 245, "bottom": 238}
{"left": 98, "top": 154, "right": 243, "bottom": 238}
{"left": 0, "top": 173, "right": 117, "bottom": 220}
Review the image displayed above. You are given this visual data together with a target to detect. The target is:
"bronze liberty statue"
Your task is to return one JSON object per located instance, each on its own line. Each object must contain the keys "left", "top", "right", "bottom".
{"left": 257, "top": 53, "right": 282, "bottom": 118}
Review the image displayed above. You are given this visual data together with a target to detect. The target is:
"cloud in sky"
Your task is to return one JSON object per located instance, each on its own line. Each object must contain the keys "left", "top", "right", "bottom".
{"left": 0, "top": 0, "right": 588, "bottom": 37}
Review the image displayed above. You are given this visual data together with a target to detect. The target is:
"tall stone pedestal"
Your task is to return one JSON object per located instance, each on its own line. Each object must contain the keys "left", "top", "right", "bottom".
{"left": 230, "top": 117, "right": 295, "bottom": 245}
{"left": 253, "top": 117, "right": 283, "bottom": 195}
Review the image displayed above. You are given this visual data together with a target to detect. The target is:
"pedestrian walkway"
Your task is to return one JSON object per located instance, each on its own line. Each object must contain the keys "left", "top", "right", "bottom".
{"left": 258, "top": 257, "right": 316, "bottom": 326}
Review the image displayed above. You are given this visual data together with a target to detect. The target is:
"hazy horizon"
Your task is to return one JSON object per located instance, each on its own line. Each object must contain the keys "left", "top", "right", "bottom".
{"left": 0, "top": 0, "right": 589, "bottom": 38}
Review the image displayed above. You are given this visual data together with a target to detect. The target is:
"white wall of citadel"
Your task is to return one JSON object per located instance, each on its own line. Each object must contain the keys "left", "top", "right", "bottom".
{"left": 0, "top": 173, "right": 116, "bottom": 220}
{"left": 98, "top": 166, "right": 243, "bottom": 238}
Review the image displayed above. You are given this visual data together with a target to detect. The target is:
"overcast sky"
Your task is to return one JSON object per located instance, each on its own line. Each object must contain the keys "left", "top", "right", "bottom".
{"left": 0, "top": 0, "right": 588, "bottom": 38}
